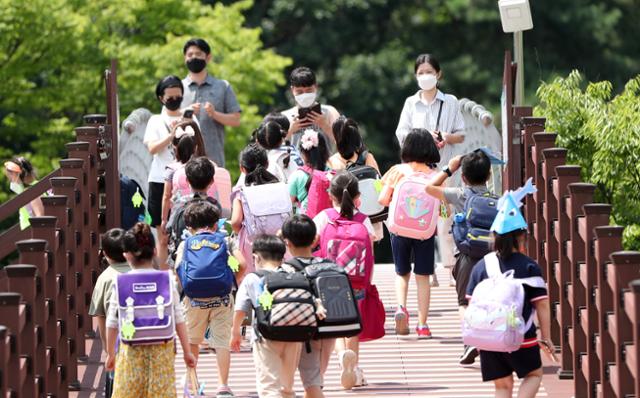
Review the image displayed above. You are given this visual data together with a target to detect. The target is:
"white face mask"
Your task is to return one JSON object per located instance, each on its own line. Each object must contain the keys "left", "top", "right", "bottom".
{"left": 10, "top": 182, "right": 23, "bottom": 194}
{"left": 417, "top": 74, "right": 438, "bottom": 91}
{"left": 294, "top": 92, "right": 317, "bottom": 108}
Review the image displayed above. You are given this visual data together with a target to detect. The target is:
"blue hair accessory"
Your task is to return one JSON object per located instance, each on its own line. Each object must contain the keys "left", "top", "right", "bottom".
{"left": 490, "top": 178, "right": 537, "bottom": 234}
{"left": 477, "top": 147, "right": 506, "bottom": 165}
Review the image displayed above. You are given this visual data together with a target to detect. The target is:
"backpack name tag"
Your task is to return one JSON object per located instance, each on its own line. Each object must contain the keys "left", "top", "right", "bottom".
{"left": 132, "top": 282, "right": 157, "bottom": 293}
{"left": 189, "top": 238, "right": 221, "bottom": 251}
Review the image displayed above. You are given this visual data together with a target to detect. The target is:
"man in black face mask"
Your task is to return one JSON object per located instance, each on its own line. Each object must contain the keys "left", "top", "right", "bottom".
{"left": 181, "top": 38, "right": 242, "bottom": 167}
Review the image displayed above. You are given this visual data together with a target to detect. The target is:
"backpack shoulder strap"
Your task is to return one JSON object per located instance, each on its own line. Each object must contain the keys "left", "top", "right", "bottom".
{"left": 284, "top": 258, "right": 307, "bottom": 272}
{"left": 484, "top": 252, "right": 502, "bottom": 278}
{"left": 352, "top": 212, "right": 368, "bottom": 223}
{"left": 325, "top": 208, "right": 340, "bottom": 221}
{"left": 356, "top": 150, "right": 368, "bottom": 166}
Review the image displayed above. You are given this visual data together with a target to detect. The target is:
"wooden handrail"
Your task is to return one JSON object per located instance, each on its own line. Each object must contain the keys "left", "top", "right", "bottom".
{"left": 0, "top": 168, "right": 61, "bottom": 222}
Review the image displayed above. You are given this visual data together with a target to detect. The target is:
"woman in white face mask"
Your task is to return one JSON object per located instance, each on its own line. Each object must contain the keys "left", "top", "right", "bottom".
{"left": 4, "top": 157, "right": 45, "bottom": 229}
{"left": 395, "top": 54, "right": 466, "bottom": 289}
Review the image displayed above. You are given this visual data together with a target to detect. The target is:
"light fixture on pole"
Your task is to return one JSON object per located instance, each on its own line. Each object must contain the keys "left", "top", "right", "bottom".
{"left": 498, "top": 0, "right": 533, "bottom": 106}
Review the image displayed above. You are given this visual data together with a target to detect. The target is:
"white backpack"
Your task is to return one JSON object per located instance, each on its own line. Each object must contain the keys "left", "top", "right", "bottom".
{"left": 462, "top": 252, "right": 546, "bottom": 352}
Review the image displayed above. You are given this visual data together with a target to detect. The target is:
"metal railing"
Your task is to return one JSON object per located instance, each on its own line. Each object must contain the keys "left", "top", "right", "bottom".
{"left": 0, "top": 62, "right": 120, "bottom": 398}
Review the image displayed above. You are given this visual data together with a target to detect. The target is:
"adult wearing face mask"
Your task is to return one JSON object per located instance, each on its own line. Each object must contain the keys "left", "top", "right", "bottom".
{"left": 181, "top": 38, "right": 241, "bottom": 167}
{"left": 281, "top": 66, "right": 340, "bottom": 150}
{"left": 396, "top": 54, "right": 466, "bottom": 287}
{"left": 144, "top": 75, "right": 197, "bottom": 230}
{"left": 4, "top": 157, "right": 44, "bottom": 230}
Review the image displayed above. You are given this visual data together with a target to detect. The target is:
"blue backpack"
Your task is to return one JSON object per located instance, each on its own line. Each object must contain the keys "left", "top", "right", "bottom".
{"left": 452, "top": 189, "right": 499, "bottom": 259}
{"left": 177, "top": 232, "right": 233, "bottom": 298}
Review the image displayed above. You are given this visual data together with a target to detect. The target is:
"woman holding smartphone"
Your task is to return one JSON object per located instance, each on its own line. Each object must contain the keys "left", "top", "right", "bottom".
{"left": 395, "top": 54, "right": 466, "bottom": 288}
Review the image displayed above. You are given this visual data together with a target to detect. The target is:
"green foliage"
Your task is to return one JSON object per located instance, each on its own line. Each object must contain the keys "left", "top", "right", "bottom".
{"left": 0, "top": 0, "right": 291, "bottom": 190}
{"left": 535, "top": 71, "right": 640, "bottom": 250}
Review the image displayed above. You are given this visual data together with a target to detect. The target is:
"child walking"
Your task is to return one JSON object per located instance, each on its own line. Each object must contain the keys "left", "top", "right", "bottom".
{"left": 105, "top": 222, "right": 196, "bottom": 398}
{"left": 465, "top": 189, "right": 554, "bottom": 397}
{"left": 230, "top": 235, "right": 302, "bottom": 398}
{"left": 314, "top": 171, "right": 376, "bottom": 389}
{"left": 255, "top": 120, "right": 302, "bottom": 183}
{"left": 175, "top": 200, "right": 237, "bottom": 397}
{"left": 230, "top": 144, "right": 289, "bottom": 273}
{"left": 281, "top": 214, "right": 333, "bottom": 398}
{"left": 379, "top": 128, "right": 441, "bottom": 338}
{"left": 288, "top": 128, "right": 332, "bottom": 217}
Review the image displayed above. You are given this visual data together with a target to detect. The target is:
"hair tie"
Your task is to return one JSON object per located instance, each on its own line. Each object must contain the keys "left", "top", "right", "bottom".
{"left": 300, "top": 129, "right": 319, "bottom": 150}
{"left": 175, "top": 126, "right": 195, "bottom": 140}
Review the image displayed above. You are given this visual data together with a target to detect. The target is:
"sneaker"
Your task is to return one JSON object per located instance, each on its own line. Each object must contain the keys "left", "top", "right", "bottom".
{"left": 394, "top": 306, "right": 410, "bottom": 335}
{"left": 431, "top": 274, "right": 439, "bottom": 287}
{"left": 416, "top": 324, "right": 432, "bottom": 339}
{"left": 216, "top": 386, "right": 235, "bottom": 397}
{"left": 459, "top": 345, "right": 479, "bottom": 366}
{"left": 338, "top": 350, "right": 357, "bottom": 390}
{"left": 354, "top": 367, "right": 368, "bottom": 387}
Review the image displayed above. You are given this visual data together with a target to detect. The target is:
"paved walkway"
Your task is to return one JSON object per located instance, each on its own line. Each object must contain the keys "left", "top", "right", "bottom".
{"left": 75, "top": 264, "right": 571, "bottom": 397}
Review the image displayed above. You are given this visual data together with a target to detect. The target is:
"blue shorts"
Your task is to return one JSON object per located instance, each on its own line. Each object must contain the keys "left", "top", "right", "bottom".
{"left": 390, "top": 234, "right": 435, "bottom": 276}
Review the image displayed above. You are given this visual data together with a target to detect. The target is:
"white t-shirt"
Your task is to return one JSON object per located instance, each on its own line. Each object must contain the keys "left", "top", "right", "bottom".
{"left": 143, "top": 108, "right": 197, "bottom": 183}
{"left": 313, "top": 207, "right": 376, "bottom": 240}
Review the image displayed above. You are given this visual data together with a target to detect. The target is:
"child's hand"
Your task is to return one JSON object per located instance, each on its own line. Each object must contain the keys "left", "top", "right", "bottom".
{"left": 105, "top": 353, "right": 116, "bottom": 371}
{"left": 448, "top": 155, "right": 463, "bottom": 173}
{"left": 183, "top": 351, "right": 197, "bottom": 368}
{"left": 230, "top": 329, "right": 242, "bottom": 352}
{"left": 538, "top": 339, "right": 558, "bottom": 363}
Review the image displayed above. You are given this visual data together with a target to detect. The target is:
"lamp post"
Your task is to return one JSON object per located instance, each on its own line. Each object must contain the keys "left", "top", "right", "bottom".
{"left": 498, "top": 0, "right": 533, "bottom": 106}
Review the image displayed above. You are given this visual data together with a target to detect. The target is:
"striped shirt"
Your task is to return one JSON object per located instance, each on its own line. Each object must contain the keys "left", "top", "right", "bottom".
{"left": 395, "top": 90, "right": 465, "bottom": 168}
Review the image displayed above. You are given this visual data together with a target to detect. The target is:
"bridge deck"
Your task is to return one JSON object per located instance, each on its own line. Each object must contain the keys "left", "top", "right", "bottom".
{"left": 74, "top": 264, "right": 572, "bottom": 397}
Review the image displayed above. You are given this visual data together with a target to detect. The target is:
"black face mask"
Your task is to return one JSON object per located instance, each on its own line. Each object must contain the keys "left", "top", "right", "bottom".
{"left": 164, "top": 96, "right": 182, "bottom": 111}
{"left": 186, "top": 58, "right": 207, "bottom": 73}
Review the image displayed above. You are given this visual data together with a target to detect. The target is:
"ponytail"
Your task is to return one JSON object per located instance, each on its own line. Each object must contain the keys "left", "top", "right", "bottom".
{"left": 329, "top": 170, "right": 360, "bottom": 220}
{"left": 245, "top": 163, "right": 279, "bottom": 186}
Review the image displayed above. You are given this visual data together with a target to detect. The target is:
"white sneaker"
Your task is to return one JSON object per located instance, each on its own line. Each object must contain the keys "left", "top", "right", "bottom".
{"left": 338, "top": 350, "right": 357, "bottom": 390}
{"left": 355, "top": 367, "right": 368, "bottom": 387}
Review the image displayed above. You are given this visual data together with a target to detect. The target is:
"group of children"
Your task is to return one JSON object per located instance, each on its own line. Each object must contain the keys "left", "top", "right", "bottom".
{"left": 89, "top": 65, "right": 555, "bottom": 398}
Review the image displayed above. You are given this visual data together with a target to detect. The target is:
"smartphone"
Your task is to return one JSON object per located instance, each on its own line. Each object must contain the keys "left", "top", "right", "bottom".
{"left": 183, "top": 109, "right": 194, "bottom": 119}
{"left": 298, "top": 103, "right": 322, "bottom": 119}
{"left": 435, "top": 130, "right": 443, "bottom": 142}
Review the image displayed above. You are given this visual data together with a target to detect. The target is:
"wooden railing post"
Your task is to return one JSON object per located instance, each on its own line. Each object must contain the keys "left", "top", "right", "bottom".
{"left": 578, "top": 204, "right": 611, "bottom": 397}
{"left": 607, "top": 252, "right": 640, "bottom": 397}
{"left": 0, "top": 325, "right": 8, "bottom": 398}
{"left": 41, "top": 195, "right": 80, "bottom": 390}
{"left": 5, "top": 265, "right": 39, "bottom": 398}
{"left": 553, "top": 165, "right": 582, "bottom": 379}
{"left": 50, "top": 176, "right": 86, "bottom": 363}
{"left": 520, "top": 117, "right": 546, "bottom": 256}
{"left": 567, "top": 182, "right": 596, "bottom": 398}
{"left": 0, "top": 293, "right": 26, "bottom": 397}
{"left": 627, "top": 279, "right": 640, "bottom": 398}
{"left": 594, "top": 226, "right": 624, "bottom": 398}
{"left": 540, "top": 147, "right": 567, "bottom": 347}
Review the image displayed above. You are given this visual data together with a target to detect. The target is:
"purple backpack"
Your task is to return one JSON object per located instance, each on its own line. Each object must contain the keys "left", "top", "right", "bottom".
{"left": 462, "top": 253, "right": 545, "bottom": 352}
{"left": 239, "top": 182, "right": 292, "bottom": 239}
{"left": 115, "top": 270, "right": 175, "bottom": 345}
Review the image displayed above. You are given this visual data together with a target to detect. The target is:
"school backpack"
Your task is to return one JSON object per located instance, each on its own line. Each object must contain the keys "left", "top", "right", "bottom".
{"left": 300, "top": 165, "right": 333, "bottom": 219}
{"left": 254, "top": 269, "right": 318, "bottom": 342}
{"left": 346, "top": 151, "right": 387, "bottom": 223}
{"left": 386, "top": 168, "right": 440, "bottom": 240}
{"left": 239, "top": 182, "right": 292, "bottom": 239}
{"left": 452, "top": 189, "right": 500, "bottom": 258}
{"left": 177, "top": 232, "right": 234, "bottom": 299}
{"left": 120, "top": 175, "right": 146, "bottom": 230}
{"left": 115, "top": 270, "right": 175, "bottom": 345}
{"left": 286, "top": 258, "right": 362, "bottom": 339}
{"left": 172, "top": 163, "right": 233, "bottom": 219}
{"left": 317, "top": 208, "right": 373, "bottom": 290}
{"left": 268, "top": 147, "right": 300, "bottom": 184}
{"left": 462, "top": 252, "right": 546, "bottom": 352}
{"left": 167, "top": 193, "right": 219, "bottom": 263}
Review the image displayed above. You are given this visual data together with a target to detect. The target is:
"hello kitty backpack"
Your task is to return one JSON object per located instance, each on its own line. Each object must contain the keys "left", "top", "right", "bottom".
{"left": 386, "top": 167, "right": 440, "bottom": 240}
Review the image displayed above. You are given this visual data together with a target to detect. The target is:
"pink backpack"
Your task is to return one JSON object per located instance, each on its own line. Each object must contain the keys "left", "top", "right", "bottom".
{"left": 239, "top": 182, "right": 292, "bottom": 239}
{"left": 301, "top": 165, "right": 333, "bottom": 218}
{"left": 462, "top": 253, "right": 546, "bottom": 352}
{"left": 172, "top": 164, "right": 232, "bottom": 218}
{"left": 387, "top": 169, "right": 440, "bottom": 240}
{"left": 317, "top": 208, "right": 373, "bottom": 290}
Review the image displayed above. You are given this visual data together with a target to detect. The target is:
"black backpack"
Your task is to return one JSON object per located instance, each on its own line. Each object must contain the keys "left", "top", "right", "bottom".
{"left": 254, "top": 268, "right": 318, "bottom": 342}
{"left": 286, "top": 258, "right": 362, "bottom": 339}
{"left": 120, "top": 175, "right": 146, "bottom": 230}
{"left": 346, "top": 151, "right": 388, "bottom": 223}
